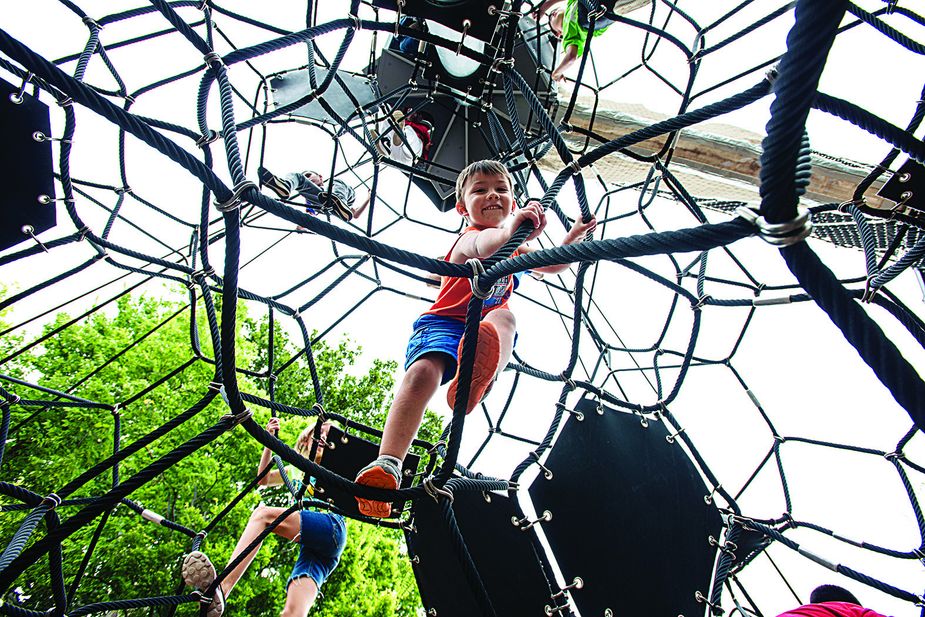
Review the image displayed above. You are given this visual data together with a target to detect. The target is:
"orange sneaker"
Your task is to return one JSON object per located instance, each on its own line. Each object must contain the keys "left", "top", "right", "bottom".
{"left": 355, "top": 456, "right": 401, "bottom": 518}
{"left": 447, "top": 321, "right": 501, "bottom": 414}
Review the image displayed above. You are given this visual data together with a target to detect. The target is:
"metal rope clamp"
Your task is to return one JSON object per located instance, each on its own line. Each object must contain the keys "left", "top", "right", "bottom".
{"left": 422, "top": 477, "right": 454, "bottom": 503}
{"left": 467, "top": 258, "right": 493, "bottom": 299}
{"left": 214, "top": 181, "right": 257, "bottom": 212}
{"left": 735, "top": 205, "right": 813, "bottom": 246}
{"left": 861, "top": 273, "right": 881, "bottom": 304}
{"left": 489, "top": 57, "right": 515, "bottom": 73}
{"left": 203, "top": 51, "right": 225, "bottom": 69}
{"left": 222, "top": 406, "right": 253, "bottom": 426}
{"left": 588, "top": 4, "right": 607, "bottom": 20}
{"left": 195, "top": 130, "right": 220, "bottom": 148}
{"left": 0, "top": 395, "right": 21, "bottom": 409}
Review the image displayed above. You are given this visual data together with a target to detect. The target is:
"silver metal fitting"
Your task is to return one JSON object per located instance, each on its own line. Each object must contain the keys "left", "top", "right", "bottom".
{"left": 736, "top": 205, "right": 813, "bottom": 246}
{"left": 213, "top": 180, "right": 257, "bottom": 212}
{"left": 467, "top": 258, "right": 492, "bottom": 299}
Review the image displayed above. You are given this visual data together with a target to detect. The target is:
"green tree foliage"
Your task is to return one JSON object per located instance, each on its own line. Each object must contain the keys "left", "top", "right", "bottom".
{"left": 0, "top": 291, "right": 443, "bottom": 616}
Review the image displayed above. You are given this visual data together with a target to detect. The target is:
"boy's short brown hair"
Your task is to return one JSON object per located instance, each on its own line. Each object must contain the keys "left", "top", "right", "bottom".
{"left": 455, "top": 160, "right": 513, "bottom": 202}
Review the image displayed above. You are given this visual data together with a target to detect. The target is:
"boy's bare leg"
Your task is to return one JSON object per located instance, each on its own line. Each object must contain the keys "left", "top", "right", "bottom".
{"left": 379, "top": 353, "right": 447, "bottom": 459}
{"left": 356, "top": 353, "right": 446, "bottom": 517}
{"left": 221, "top": 507, "right": 301, "bottom": 598}
{"left": 483, "top": 309, "right": 516, "bottom": 379}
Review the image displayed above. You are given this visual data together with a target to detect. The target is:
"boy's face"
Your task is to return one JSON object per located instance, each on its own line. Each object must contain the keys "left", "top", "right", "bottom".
{"left": 456, "top": 171, "right": 515, "bottom": 228}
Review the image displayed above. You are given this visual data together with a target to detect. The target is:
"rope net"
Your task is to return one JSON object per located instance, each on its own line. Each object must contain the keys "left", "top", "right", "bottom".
{"left": 1, "top": 1, "right": 925, "bottom": 615}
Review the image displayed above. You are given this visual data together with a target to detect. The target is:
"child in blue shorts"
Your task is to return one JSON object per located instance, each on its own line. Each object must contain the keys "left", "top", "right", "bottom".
{"left": 181, "top": 417, "right": 346, "bottom": 617}
{"left": 354, "top": 159, "right": 597, "bottom": 518}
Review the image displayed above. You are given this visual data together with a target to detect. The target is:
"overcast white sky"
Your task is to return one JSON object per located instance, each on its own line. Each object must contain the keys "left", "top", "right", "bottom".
{"left": 3, "top": 2, "right": 925, "bottom": 616}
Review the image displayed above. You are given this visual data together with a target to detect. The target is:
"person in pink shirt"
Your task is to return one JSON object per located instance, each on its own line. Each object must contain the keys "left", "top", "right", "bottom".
{"left": 776, "top": 585, "right": 889, "bottom": 617}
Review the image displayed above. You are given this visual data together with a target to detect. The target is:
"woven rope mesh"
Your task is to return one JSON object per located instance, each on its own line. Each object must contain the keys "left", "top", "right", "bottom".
{"left": 1, "top": 2, "right": 925, "bottom": 616}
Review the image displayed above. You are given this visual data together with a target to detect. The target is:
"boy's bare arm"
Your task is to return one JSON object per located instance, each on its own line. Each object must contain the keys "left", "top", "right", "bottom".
{"left": 452, "top": 201, "right": 547, "bottom": 262}
{"left": 526, "top": 214, "right": 597, "bottom": 274}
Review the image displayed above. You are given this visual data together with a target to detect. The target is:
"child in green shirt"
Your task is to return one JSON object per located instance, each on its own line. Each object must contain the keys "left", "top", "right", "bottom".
{"left": 534, "top": 0, "right": 618, "bottom": 81}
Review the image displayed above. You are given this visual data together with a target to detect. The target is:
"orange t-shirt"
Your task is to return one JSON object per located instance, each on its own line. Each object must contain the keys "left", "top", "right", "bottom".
{"left": 423, "top": 226, "right": 521, "bottom": 321}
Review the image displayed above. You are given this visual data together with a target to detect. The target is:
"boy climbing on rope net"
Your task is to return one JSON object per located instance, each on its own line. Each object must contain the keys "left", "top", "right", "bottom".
{"left": 181, "top": 417, "right": 347, "bottom": 617}
{"left": 354, "top": 159, "right": 596, "bottom": 518}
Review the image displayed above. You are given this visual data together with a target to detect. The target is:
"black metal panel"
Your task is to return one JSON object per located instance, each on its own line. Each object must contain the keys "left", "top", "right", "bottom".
{"left": 406, "top": 490, "right": 555, "bottom": 617}
{"left": 529, "top": 397, "right": 723, "bottom": 617}
{"left": 369, "top": 0, "right": 501, "bottom": 43}
{"left": 313, "top": 425, "right": 419, "bottom": 519}
{"left": 370, "top": 16, "right": 557, "bottom": 211}
{"left": 0, "top": 78, "right": 56, "bottom": 252}
{"left": 270, "top": 69, "right": 380, "bottom": 125}
{"left": 878, "top": 158, "right": 925, "bottom": 213}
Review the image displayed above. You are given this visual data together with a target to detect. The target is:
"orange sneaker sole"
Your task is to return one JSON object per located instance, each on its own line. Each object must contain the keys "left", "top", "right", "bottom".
{"left": 355, "top": 465, "right": 398, "bottom": 518}
{"left": 447, "top": 321, "right": 501, "bottom": 415}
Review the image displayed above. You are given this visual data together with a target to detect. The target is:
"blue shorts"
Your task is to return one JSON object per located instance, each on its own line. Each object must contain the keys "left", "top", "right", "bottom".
{"left": 404, "top": 314, "right": 517, "bottom": 384}
{"left": 288, "top": 510, "right": 347, "bottom": 588}
{"left": 405, "top": 314, "right": 466, "bottom": 384}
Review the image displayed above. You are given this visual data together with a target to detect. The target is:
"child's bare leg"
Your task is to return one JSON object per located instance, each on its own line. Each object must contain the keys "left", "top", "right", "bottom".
{"left": 221, "top": 506, "right": 301, "bottom": 598}
{"left": 483, "top": 308, "right": 516, "bottom": 379}
{"left": 379, "top": 353, "right": 447, "bottom": 460}
{"left": 357, "top": 353, "right": 446, "bottom": 517}
{"left": 280, "top": 577, "right": 319, "bottom": 617}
